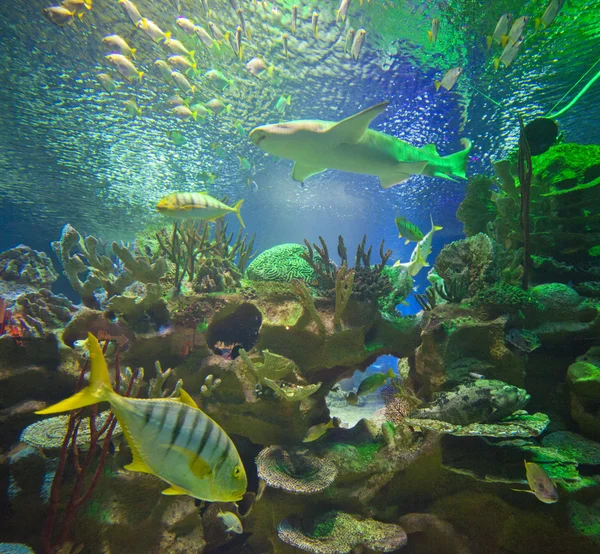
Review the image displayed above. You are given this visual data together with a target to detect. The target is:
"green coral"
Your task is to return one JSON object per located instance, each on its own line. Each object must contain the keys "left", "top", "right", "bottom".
{"left": 404, "top": 411, "right": 550, "bottom": 438}
{"left": 472, "top": 282, "right": 539, "bottom": 315}
{"left": 246, "top": 243, "right": 320, "bottom": 283}
{"left": 277, "top": 511, "right": 408, "bottom": 553}
{"left": 256, "top": 445, "right": 338, "bottom": 495}
{"left": 456, "top": 174, "right": 498, "bottom": 237}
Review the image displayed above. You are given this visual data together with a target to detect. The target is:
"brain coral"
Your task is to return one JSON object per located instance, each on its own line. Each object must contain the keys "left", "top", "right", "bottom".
{"left": 277, "top": 511, "right": 408, "bottom": 553}
{"left": 246, "top": 243, "right": 319, "bottom": 283}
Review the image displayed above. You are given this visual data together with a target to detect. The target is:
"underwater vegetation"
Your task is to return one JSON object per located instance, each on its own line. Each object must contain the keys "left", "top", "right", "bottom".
{"left": 3, "top": 0, "right": 600, "bottom": 553}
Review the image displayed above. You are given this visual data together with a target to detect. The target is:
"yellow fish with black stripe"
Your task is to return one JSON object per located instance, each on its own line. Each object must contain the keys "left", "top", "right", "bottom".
{"left": 156, "top": 192, "right": 245, "bottom": 228}
{"left": 36, "top": 333, "right": 248, "bottom": 502}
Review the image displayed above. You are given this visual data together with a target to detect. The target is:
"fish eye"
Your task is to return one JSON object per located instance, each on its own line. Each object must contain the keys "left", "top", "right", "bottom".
{"left": 233, "top": 466, "right": 242, "bottom": 479}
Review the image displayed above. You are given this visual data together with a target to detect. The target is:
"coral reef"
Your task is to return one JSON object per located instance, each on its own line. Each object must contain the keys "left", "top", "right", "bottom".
{"left": 51, "top": 224, "right": 166, "bottom": 309}
{"left": 408, "top": 379, "right": 531, "bottom": 426}
{"left": 464, "top": 143, "right": 600, "bottom": 285}
{"left": 155, "top": 217, "right": 255, "bottom": 294}
{"left": 0, "top": 246, "right": 58, "bottom": 287}
{"left": 456, "top": 175, "right": 498, "bottom": 237}
{"left": 568, "top": 347, "right": 600, "bottom": 440}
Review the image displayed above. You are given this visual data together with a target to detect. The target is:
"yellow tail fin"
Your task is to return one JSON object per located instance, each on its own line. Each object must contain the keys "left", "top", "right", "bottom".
{"left": 232, "top": 199, "right": 245, "bottom": 228}
{"left": 36, "top": 333, "right": 113, "bottom": 415}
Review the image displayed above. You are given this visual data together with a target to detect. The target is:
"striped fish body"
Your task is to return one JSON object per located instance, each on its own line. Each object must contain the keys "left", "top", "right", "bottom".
{"left": 395, "top": 216, "right": 424, "bottom": 244}
{"left": 110, "top": 393, "right": 246, "bottom": 502}
{"left": 156, "top": 192, "right": 244, "bottom": 227}
{"left": 35, "top": 333, "right": 247, "bottom": 503}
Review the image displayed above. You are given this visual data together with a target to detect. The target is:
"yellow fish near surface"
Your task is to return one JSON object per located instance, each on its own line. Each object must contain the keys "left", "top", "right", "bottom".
{"left": 157, "top": 192, "right": 245, "bottom": 227}
{"left": 36, "top": 334, "right": 247, "bottom": 502}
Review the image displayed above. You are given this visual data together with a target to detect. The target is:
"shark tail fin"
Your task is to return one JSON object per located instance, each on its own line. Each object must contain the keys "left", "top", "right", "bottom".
{"left": 440, "top": 138, "right": 472, "bottom": 180}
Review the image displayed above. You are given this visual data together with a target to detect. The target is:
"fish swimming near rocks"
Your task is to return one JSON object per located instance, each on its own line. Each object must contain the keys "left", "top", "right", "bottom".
{"left": 409, "top": 379, "right": 531, "bottom": 426}
{"left": 157, "top": 192, "right": 245, "bottom": 227}
{"left": 36, "top": 334, "right": 248, "bottom": 502}
{"left": 218, "top": 510, "right": 244, "bottom": 533}
{"left": 356, "top": 368, "right": 395, "bottom": 397}
{"left": 249, "top": 101, "right": 472, "bottom": 187}
{"left": 512, "top": 460, "right": 559, "bottom": 504}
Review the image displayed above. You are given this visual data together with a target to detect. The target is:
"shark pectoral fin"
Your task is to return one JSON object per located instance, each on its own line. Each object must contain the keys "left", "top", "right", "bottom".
{"left": 325, "top": 101, "right": 389, "bottom": 144}
{"left": 433, "top": 171, "right": 458, "bottom": 181}
{"left": 291, "top": 162, "right": 327, "bottom": 183}
{"left": 380, "top": 161, "right": 428, "bottom": 189}
{"left": 380, "top": 174, "right": 410, "bottom": 188}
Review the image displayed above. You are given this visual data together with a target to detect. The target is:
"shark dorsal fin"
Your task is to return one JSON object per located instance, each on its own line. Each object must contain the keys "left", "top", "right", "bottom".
{"left": 325, "top": 101, "right": 389, "bottom": 144}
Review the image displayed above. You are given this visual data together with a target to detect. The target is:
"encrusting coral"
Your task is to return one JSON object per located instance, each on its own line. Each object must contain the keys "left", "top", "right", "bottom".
{"left": 256, "top": 445, "right": 338, "bottom": 495}
{"left": 0, "top": 245, "right": 58, "bottom": 287}
{"left": 19, "top": 411, "right": 123, "bottom": 450}
{"left": 277, "top": 510, "right": 407, "bottom": 553}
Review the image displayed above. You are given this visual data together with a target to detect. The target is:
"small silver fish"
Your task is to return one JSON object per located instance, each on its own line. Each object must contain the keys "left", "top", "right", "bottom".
{"left": 237, "top": 8, "right": 250, "bottom": 39}
{"left": 435, "top": 67, "right": 462, "bottom": 91}
{"left": 282, "top": 33, "right": 289, "bottom": 58}
{"left": 118, "top": 0, "right": 142, "bottom": 26}
{"left": 337, "top": 0, "right": 351, "bottom": 22}
{"left": 97, "top": 73, "right": 117, "bottom": 92}
{"left": 176, "top": 17, "right": 196, "bottom": 36}
{"left": 494, "top": 38, "right": 523, "bottom": 69}
{"left": 344, "top": 28, "right": 355, "bottom": 54}
{"left": 171, "top": 71, "right": 195, "bottom": 95}
{"left": 291, "top": 4, "right": 298, "bottom": 35}
{"left": 428, "top": 18, "right": 440, "bottom": 44}
{"left": 208, "top": 21, "right": 226, "bottom": 41}
{"left": 312, "top": 11, "right": 319, "bottom": 39}
{"left": 507, "top": 15, "right": 528, "bottom": 45}
{"left": 487, "top": 13, "right": 512, "bottom": 49}
{"left": 351, "top": 28, "right": 366, "bottom": 60}
{"left": 537, "top": 0, "right": 565, "bottom": 30}
{"left": 194, "top": 26, "right": 214, "bottom": 48}
{"left": 218, "top": 510, "right": 243, "bottom": 534}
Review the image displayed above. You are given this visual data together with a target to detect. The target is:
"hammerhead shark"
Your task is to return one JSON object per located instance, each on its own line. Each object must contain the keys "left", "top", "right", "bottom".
{"left": 249, "top": 101, "right": 472, "bottom": 187}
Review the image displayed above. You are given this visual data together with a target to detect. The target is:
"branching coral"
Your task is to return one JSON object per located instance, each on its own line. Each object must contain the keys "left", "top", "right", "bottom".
{"left": 300, "top": 235, "right": 404, "bottom": 313}
{"left": 52, "top": 224, "right": 166, "bottom": 309}
{"left": 277, "top": 511, "right": 407, "bottom": 553}
{"left": 156, "top": 214, "right": 255, "bottom": 294}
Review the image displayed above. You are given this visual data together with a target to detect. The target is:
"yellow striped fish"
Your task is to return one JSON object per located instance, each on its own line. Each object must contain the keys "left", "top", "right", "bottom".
{"left": 36, "top": 333, "right": 247, "bottom": 502}
{"left": 156, "top": 192, "right": 245, "bottom": 227}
